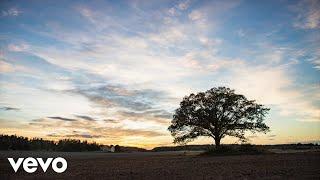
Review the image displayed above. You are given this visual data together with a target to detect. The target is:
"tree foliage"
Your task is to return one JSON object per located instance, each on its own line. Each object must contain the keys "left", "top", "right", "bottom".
{"left": 168, "top": 87, "right": 270, "bottom": 146}
{"left": 0, "top": 134, "right": 101, "bottom": 151}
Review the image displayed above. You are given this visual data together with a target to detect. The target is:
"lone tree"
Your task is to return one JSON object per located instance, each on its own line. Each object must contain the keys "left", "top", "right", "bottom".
{"left": 168, "top": 87, "right": 270, "bottom": 147}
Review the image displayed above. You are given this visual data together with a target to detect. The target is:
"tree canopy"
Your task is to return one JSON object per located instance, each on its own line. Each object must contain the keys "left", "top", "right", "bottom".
{"left": 168, "top": 87, "right": 270, "bottom": 146}
{"left": 0, "top": 134, "right": 101, "bottom": 151}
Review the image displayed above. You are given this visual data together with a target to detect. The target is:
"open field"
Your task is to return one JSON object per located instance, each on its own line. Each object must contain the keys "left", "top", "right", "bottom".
{"left": 0, "top": 151, "right": 319, "bottom": 179}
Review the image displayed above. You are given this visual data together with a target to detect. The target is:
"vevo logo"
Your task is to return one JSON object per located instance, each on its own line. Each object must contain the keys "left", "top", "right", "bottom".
{"left": 8, "top": 157, "right": 67, "bottom": 173}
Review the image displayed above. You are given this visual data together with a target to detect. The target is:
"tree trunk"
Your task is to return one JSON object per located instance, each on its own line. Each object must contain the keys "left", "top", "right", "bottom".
{"left": 214, "top": 138, "right": 221, "bottom": 148}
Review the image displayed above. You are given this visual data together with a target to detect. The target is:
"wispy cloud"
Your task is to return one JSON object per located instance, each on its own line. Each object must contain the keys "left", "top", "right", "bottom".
{"left": 0, "top": 106, "right": 20, "bottom": 111}
{"left": 291, "top": 0, "right": 320, "bottom": 29}
{"left": 47, "top": 133, "right": 103, "bottom": 139}
{"left": 70, "top": 84, "right": 169, "bottom": 112}
{"left": 177, "top": 0, "right": 190, "bottom": 10}
{"left": 188, "top": 10, "right": 204, "bottom": 21}
{"left": 28, "top": 116, "right": 166, "bottom": 147}
{"left": 7, "top": 43, "right": 29, "bottom": 52}
{"left": 229, "top": 63, "right": 320, "bottom": 122}
{"left": 75, "top": 115, "right": 96, "bottom": 121}
{"left": 0, "top": 61, "right": 14, "bottom": 73}
{"left": 1, "top": 7, "right": 21, "bottom": 17}
{"left": 48, "top": 116, "right": 77, "bottom": 122}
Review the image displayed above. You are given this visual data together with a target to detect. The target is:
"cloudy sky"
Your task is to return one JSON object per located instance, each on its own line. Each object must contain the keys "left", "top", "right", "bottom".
{"left": 0, "top": 0, "right": 319, "bottom": 148}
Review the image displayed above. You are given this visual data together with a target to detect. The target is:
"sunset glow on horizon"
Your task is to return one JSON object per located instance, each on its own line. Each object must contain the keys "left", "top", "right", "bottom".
{"left": 0, "top": 0, "right": 319, "bottom": 149}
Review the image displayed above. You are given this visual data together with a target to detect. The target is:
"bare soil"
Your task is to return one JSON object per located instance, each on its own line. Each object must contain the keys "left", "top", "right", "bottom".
{"left": 0, "top": 151, "right": 319, "bottom": 179}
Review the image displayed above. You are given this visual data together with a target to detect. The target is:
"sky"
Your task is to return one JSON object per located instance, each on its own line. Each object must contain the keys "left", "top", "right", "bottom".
{"left": 0, "top": 0, "right": 319, "bottom": 149}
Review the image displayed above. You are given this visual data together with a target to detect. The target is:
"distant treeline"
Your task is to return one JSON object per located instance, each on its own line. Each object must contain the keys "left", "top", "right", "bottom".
{"left": 117, "top": 146, "right": 148, "bottom": 152}
{"left": 0, "top": 134, "right": 101, "bottom": 151}
{"left": 152, "top": 143, "right": 320, "bottom": 152}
